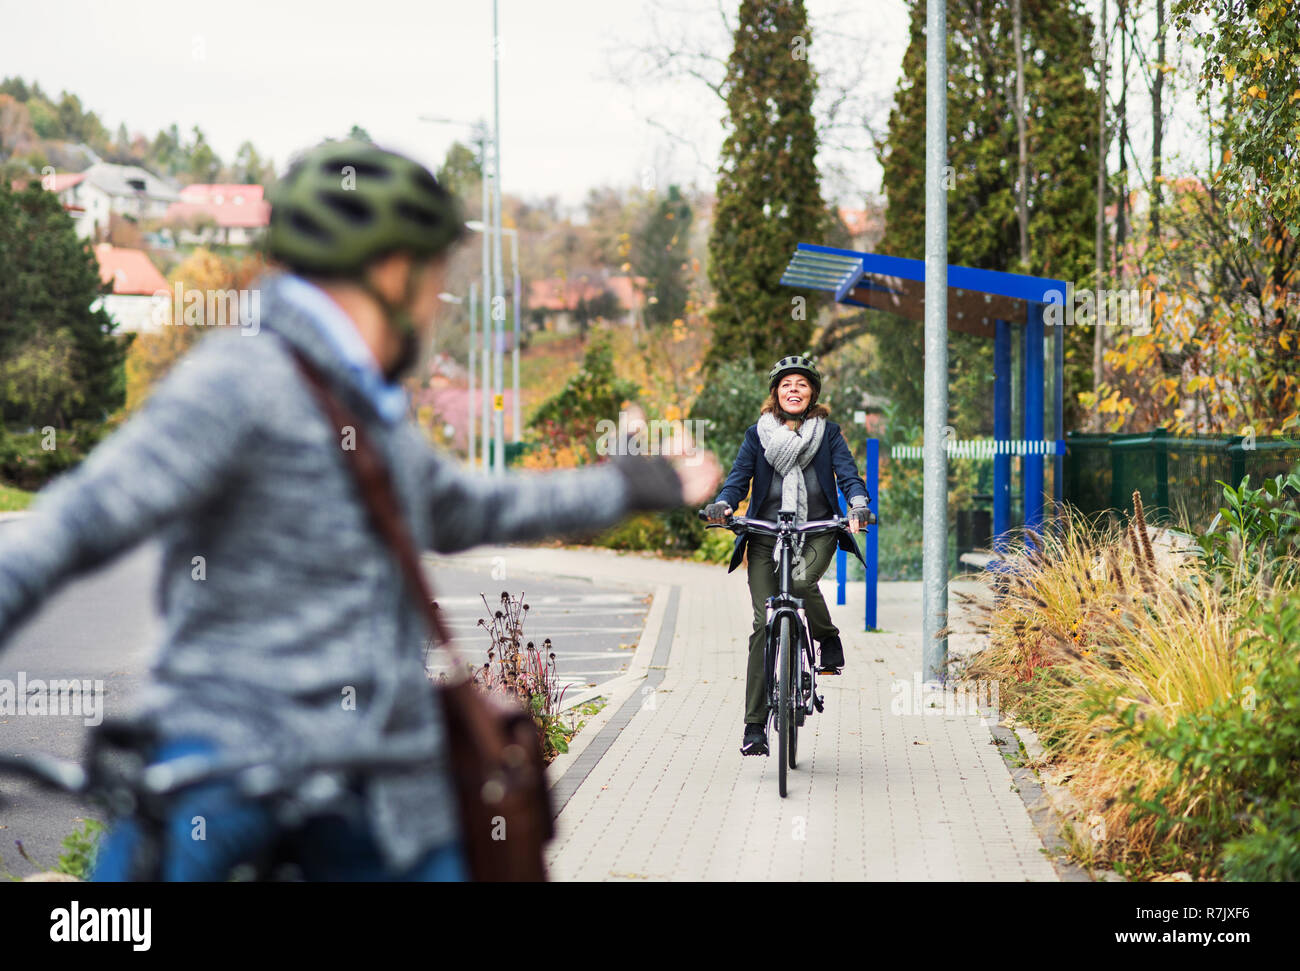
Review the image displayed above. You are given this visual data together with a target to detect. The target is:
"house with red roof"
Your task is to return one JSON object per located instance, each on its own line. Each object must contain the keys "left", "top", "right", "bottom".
{"left": 90, "top": 243, "right": 169, "bottom": 334}
{"left": 527, "top": 270, "right": 646, "bottom": 333}
{"left": 165, "top": 184, "right": 270, "bottom": 247}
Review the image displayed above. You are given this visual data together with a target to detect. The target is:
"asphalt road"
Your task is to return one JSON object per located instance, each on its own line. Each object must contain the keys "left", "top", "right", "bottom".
{"left": 0, "top": 536, "right": 647, "bottom": 878}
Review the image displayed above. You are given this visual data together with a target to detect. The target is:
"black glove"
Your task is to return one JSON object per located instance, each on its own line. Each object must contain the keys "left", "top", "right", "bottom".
{"left": 703, "top": 501, "right": 733, "bottom": 522}
{"left": 849, "top": 505, "right": 876, "bottom": 527}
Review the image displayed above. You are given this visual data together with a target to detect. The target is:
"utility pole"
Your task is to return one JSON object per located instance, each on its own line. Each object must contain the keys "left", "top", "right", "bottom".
{"left": 416, "top": 114, "right": 493, "bottom": 470}
{"left": 491, "top": 0, "right": 507, "bottom": 476}
{"left": 922, "top": 0, "right": 950, "bottom": 683}
{"left": 1093, "top": 0, "right": 1108, "bottom": 430}
{"left": 512, "top": 232, "right": 521, "bottom": 443}
{"left": 482, "top": 178, "right": 494, "bottom": 472}
{"left": 1013, "top": 0, "right": 1029, "bottom": 268}
{"left": 468, "top": 281, "right": 477, "bottom": 467}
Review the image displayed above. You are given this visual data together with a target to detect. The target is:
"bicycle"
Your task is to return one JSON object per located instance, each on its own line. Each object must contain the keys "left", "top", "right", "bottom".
{"left": 699, "top": 509, "right": 857, "bottom": 797}
{"left": 0, "top": 715, "right": 448, "bottom": 880}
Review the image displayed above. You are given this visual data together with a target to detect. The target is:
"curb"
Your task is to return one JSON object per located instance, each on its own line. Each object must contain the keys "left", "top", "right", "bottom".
{"left": 985, "top": 719, "right": 1094, "bottom": 882}
{"left": 1010, "top": 725, "right": 1125, "bottom": 882}
{"left": 547, "top": 582, "right": 670, "bottom": 779}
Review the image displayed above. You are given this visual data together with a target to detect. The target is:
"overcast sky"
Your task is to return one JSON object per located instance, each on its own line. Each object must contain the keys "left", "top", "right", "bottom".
{"left": 1, "top": 0, "right": 910, "bottom": 211}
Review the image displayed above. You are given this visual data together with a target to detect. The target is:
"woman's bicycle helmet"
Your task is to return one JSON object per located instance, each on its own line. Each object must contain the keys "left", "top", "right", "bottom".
{"left": 768, "top": 355, "right": 822, "bottom": 393}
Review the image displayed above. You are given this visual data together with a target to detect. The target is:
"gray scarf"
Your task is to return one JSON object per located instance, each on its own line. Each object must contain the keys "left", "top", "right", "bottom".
{"left": 756, "top": 412, "right": 825, "bottom": 568}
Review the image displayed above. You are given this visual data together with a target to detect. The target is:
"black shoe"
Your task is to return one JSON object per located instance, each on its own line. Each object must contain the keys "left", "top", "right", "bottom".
{"left": 818, "top": 635, "right": 845, "bottom": 673}
{"left": 741, "top": 722, "right": 768, "bottom": 756}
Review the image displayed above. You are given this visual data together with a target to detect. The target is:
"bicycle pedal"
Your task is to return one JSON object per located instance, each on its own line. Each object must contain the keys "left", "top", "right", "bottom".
{"left": 813, "top": 694, "right": 825, "bottom": 712}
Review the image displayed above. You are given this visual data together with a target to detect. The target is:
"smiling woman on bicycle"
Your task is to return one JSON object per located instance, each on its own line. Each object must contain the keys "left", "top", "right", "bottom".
{"left": 704, "top": 356, "right": 871, "bottom": 756}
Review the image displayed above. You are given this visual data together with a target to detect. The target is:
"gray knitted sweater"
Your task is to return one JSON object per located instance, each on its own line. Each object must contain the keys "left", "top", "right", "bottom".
{"left": 0, "top": 274, "right": 680, "bottom": 870}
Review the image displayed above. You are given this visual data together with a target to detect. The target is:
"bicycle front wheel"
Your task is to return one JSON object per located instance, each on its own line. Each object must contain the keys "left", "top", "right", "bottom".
{"left": 777, "top": 615, "right": 790, "bottom": 797}
{"left": 788, "top": 626, "right": 800, "bottom": 771}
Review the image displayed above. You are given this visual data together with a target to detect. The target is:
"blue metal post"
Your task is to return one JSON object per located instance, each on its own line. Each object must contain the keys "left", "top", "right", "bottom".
{"left": 994, "top": 318, "right": 1011, "bottom": 551}
{"left": 865, "top": 438, "right": 879, "bottom": 631}
{"left": 836, "top": 490, "right": 847, "bottom": 606}
{"left": 1053, "top": 300, "right": 1065, "bottom": 503}
{"left": 1024, "top": 302, "right": 1046, "bottom": 532}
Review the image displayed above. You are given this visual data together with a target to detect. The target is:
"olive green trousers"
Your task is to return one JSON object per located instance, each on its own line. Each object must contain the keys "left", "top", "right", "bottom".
{"left": 743, "top": 533, "right": 839, "bottom": 724}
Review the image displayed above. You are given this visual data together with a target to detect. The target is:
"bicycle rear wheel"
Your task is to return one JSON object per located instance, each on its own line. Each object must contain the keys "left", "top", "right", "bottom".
{"left": 777, "top": 615, "right": 790, "bottom": 797}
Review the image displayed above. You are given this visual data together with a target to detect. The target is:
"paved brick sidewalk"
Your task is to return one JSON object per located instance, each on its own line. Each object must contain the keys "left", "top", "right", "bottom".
{"left": 433, "top": 545, "right": 1057, "bottom": 881}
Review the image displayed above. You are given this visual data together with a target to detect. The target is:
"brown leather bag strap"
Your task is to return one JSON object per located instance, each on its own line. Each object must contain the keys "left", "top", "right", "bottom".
{"left": 289, "top": 349, "right": 457, "bottom": 657}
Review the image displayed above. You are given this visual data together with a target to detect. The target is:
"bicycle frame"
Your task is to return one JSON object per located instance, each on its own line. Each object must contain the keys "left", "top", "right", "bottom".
{"left": 702, "top": 509, "right": 849, "bottom": 795}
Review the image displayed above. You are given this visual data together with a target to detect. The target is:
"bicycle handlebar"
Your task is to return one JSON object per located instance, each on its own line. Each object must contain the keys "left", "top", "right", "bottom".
{"left": 0, "top": 730, "right": 440, "bottom": 805}
{"left": 697, "top": 511, "right": 850, "bottom": 537}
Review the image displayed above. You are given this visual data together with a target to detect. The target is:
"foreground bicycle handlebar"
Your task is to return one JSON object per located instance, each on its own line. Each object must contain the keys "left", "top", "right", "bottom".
{"left": 0, "top": 718, "right": 440, "bottom": 806}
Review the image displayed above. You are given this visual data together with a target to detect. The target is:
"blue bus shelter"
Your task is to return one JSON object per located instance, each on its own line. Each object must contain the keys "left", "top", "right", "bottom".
{"left": 780, "top": 243, "right": 1068, "bottom": 624}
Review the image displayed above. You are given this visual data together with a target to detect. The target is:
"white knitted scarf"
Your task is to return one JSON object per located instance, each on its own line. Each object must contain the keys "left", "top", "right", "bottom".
{"left": 756, "top": 411, "right": 825, "bottom": 526}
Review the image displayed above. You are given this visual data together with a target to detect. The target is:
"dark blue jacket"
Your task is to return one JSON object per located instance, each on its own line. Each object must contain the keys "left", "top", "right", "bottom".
{"left": 714, "top": 420, "right": 869, "bottom": 573}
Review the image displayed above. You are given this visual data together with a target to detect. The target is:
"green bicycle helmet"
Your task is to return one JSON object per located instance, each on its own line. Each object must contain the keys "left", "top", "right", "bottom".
{"left": 768, "top": 355, "right": 821, "bottom": 393}
{"left": 265, "top": 140, "right": 464, "bottom": 333}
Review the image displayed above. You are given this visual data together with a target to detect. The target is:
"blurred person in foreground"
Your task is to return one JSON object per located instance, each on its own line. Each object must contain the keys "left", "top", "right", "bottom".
{"left": 0, "top": 140, "right": 720, "bottom": 880}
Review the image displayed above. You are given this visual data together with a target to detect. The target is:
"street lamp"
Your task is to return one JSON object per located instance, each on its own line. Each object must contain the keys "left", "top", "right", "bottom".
{"left": 466, "top": 220, "right": 522, "bottom": 449}
{"left": 419, "top": 114, "right": 493, "bottom": 471}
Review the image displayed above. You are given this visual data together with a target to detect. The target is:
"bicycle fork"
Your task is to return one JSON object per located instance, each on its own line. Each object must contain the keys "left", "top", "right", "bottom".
{"left": 764, "top": 600, "right": 824, "bottom": 719}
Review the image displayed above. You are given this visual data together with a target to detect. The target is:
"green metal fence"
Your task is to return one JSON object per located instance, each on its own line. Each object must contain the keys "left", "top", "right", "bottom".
{"left": 1063, "top": 430, "right": 1300, "bottom": 530}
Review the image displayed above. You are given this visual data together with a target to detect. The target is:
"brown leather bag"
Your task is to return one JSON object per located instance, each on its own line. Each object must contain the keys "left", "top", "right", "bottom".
{"left": 291, "top": 350, "right": 554, "bottom": 882}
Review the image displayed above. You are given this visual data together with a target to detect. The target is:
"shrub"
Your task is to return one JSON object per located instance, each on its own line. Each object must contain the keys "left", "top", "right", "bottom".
{"left": 594, "top": 512, "right": 672, "bottom": 552}
{"left": 1198, "top": 470, "right": 1300, "bottom": 589}
{"left": 0, "top": 422, "right": 103, "bottom": 491}
{"left": 693, "top": 523, "right": 737, "bottom": 564}
{"left": 57, "top": 819, "right": 105, "bottom": 880}
{"left": 463, "top": 591, "right": 571, "bottom": 763}
{"left": 1119, "top": 588, "right": 1300, "bottom": 880}
{"left": 967, "top": 494, "right": 1254, "bottom": 875}
{"left": 527, "top": 332, "right": 638, "bottom": 462}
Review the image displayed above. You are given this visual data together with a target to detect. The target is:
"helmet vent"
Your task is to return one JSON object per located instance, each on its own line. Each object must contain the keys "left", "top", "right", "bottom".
{"left": 395, "top": 201, "right": 442, "bottom": 230}
{"left": 412, "top": 169, "right": 447, "bottom": 198}
{"left": 322, "top": 159, "right": 390, "bottom": 181}
{"left": 286, "top": 207, "right": 332, "bottom": 242}
{"left": 318, "top": 190, "right": 373, "bottom": 224}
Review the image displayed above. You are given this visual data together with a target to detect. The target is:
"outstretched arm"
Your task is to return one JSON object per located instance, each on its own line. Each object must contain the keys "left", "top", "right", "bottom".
{"left": 425, "top": 453, "right": 687, "bottom": 554}
{"left": 0, "top": 334, "right": 257, "bottom": 640}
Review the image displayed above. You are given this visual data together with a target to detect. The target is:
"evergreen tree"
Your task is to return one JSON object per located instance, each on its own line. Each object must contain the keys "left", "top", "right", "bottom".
{"left": 436, "top": 140, "right": 482, "bottom": 203}
{"left": 871, "top": 0, "right": 1098, "bottom": 431}
{"left": 186, "top": 125, "right": 222, "bottom": 184}
{"left": 0, "top": 183, "right": 129, "bottom": 427}
{"left": 634, "top": 184, "right": 692, "bottom": 326}
{"left": 706, "top": 0, "right": 827, "bottom": 370}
